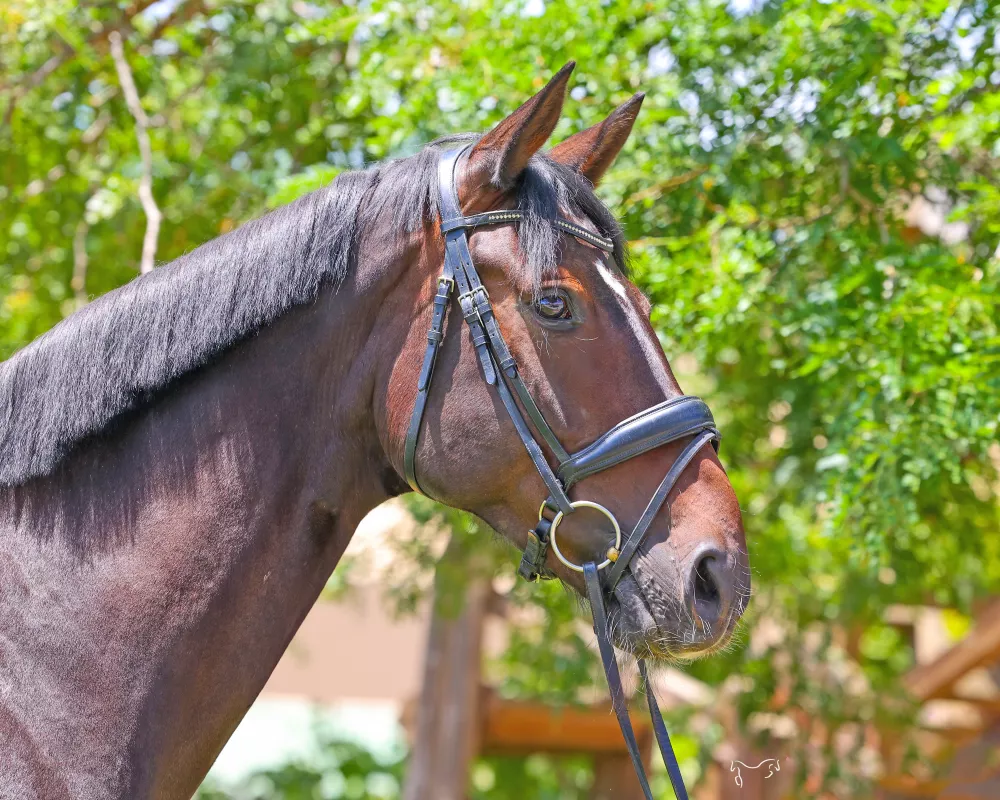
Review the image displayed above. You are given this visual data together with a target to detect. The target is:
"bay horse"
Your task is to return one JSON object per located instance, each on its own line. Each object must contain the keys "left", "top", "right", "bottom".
{"left": 0, "top": 63, "right": 749, "bottom": 799}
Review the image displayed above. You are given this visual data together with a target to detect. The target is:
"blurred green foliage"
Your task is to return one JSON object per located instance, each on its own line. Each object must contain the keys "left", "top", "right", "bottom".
{"left": 470, "top": 755, "right": 594, "bottom": 800}
{"left": 196, "top": 733, "right": 405, "bottom": 799}
{"left": 3, "top": 0, "right": 999, "bottom": 796}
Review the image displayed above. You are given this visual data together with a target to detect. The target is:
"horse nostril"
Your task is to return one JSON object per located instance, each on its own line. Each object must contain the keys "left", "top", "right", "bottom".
{"left": 695, "top": 556, "right": 720, "bottom": 605}
{"left": 688, "top": 548, "right": 730, "bottom": 630}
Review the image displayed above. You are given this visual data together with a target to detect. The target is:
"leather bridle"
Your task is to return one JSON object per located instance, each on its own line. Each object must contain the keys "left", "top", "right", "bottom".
{"left": 404, "top": 146, "right": 721, "bottom": 799}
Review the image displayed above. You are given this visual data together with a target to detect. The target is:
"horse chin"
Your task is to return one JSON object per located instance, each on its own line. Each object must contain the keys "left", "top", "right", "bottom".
{"left": 605, "top": 573, "right": 732, "bottom": 663}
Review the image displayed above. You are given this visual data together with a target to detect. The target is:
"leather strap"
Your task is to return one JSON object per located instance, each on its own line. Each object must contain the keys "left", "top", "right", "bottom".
{"left": 559, "top": 396, "right": 718, "bottom": 489}
{"left": 446, "top": 208, "right": 569, "bottom": 464}
{"left": 489, "top": 347, "right": 573, "bottom": 513}
{"left": 587, "top": 563, "right": 690, "bottom": 800}
{"left": 518, "top": 514, "right": 556, "bottom": 582}
{"left": 605, "top": 429, "right": 718, "bottom": 594}
{"left": 435, "top": 148, "right": 573, "bottom": 513}
{"left": 441, "top": 209, "right": 525, "bottom": 233}
{"left": 586, "top": 563, "right": 656, "bottom": 800}
{"left": 403, "top": 269, "right": 455, "bottom": 492}
{"left": 441, "top": 209, "right": 614, "bottom": 253}
{"left": 509, "top": 377, "right": 570, "bottom": 464}
{"left": 552, "top": 218, "right": 615, "bottom": 253}
{"left": 639, "top": 660, "right": 689, "bottom": 800}
{"left": 450, "top": 242, "right": 499, "bottom": 385}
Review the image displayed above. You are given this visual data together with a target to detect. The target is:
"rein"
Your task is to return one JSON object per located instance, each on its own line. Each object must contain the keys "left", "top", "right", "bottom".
{"left": 404, "top": 146, "right": 722, "bottom": 799}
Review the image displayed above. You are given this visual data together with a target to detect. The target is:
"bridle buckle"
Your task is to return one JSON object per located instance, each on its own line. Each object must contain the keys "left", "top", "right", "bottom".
{"left": 457, "top": 285, "right": 490, "bottom": 318}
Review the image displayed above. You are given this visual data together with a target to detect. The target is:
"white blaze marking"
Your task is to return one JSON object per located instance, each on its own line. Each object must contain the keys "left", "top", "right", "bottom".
{"left": 595, "top": 260, "right": 629, "bottom": 301}
{"left": 594, "top": 258, "right": 675, "bottom": 394}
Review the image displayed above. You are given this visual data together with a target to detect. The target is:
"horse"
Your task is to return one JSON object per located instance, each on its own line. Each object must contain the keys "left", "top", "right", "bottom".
{"left": 0, "top": 62, "right": 749, "bottom": 799}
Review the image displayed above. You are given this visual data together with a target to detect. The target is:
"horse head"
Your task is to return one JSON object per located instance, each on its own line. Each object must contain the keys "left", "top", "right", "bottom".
{"left": 383, "top": 64, "right": 750, "bottom": 660}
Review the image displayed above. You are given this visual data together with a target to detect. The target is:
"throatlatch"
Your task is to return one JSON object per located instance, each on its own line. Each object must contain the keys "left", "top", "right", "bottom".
{"left": 403, "top": 146, "right": 723, "bottom": 800}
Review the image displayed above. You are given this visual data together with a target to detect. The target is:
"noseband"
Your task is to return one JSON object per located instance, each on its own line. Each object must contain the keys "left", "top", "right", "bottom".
{"left": 404, "top": 147, "right": 720, "bottom": 800}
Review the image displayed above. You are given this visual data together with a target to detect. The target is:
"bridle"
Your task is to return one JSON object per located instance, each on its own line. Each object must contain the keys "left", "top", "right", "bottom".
{"left": 404, "top": 146, "right": 721, "bottom": 800}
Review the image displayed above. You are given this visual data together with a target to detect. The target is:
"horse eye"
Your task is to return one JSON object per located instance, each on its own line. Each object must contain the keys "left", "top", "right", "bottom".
{"left": 533, "top": 292, "right": 572, "bottom": 320}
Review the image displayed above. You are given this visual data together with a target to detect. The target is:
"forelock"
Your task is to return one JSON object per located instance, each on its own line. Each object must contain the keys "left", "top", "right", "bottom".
{"left": 509, "top": 153, "right": 629, "bottom": 295}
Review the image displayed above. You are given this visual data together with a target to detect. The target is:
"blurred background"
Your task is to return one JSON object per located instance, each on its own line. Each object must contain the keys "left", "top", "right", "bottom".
{"left": 2, "top": 0, "right": 999, "bottom": 797}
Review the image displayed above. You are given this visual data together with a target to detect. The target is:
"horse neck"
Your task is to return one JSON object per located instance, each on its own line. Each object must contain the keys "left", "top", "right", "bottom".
{"left": 0, "top": 264, "right": 408, "bottom": 798}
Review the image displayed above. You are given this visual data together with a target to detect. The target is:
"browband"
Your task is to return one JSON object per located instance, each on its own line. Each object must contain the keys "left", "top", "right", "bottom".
{"left": 440, "top": 209, "right": 615, "bottom": 253}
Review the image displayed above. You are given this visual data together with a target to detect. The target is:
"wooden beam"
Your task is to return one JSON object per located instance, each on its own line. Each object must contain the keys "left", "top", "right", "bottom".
{"left": 936, "top": 718, "right": 1000, "bottom": 798}
{"left": 940, "top": 778, "right": 1000, "bottom": 800}
{"left": 479, "top": 695, "right": 657, "bottom": 800}
{"left": 652, "top": 666, "right": 716, "bottom": 708}
{"left": 918, "top": 699, "right": 991, "bottom": 733}
{"left": 944, "top": 666, "right": 1000, "bottom": 707}
{"left": 402, "top": 575, "right": 491, "bottom": 800}
{"left": 905, "top": 598, "right": 1000, "bottom": 701}
{"left": 879, "top": 775, "right": 949, "bottom": 797}
{"left": 913, "top": 608, "right": 954, "bottom": 665}
{"left": 480, "top": 694, "right": 652, "bottom": 756}
{"left": 885, "top": 720, "right": 1000, "bottom": 798}
{"left": 591, "top": 754, "right": 653, "bottom": 800}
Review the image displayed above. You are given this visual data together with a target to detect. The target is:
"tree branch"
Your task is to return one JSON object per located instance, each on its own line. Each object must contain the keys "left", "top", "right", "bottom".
{"left": 1, "top": 49, "right": 71, "bottom": 127}
{"left": 109, "top": 31, "right": 161, "bottom": 275}
{"left": 625, "top": 166, "right": 709, "bottom": 206}
{"left": 1, "top": 0, "right": 160, "bottom": 128}
{"left": 148, "top": 0, "right": 207, "bottom": 42}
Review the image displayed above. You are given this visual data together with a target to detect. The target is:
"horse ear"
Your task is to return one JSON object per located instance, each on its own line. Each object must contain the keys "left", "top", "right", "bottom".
{"left": 462, "top": 62, "right": 575, "bottom": 199}
{"left": 549, "top": 93, "right": 644, "bottom": 186}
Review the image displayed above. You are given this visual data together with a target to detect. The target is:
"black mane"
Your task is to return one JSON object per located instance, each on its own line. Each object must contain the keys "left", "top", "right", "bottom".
{"left": 0, "top": 140, "right": 625, "bottom": 488}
